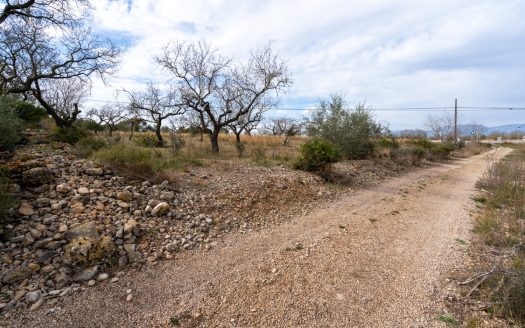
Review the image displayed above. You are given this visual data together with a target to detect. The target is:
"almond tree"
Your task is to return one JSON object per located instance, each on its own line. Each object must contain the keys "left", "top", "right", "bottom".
{"left": 88, "top": 104, "right": 128, "bottom": 137}
{"left": 426, "top": 112, "right": 454, "bottom": 141}
{"left": 264, "top": 117, "right": 301, "bottom": 147}
{"left": 122, "top": 82, "right": 185, "bottom": 147}
{"left": 228, "top": 107, "right": 265, "bottom": 144}
{"left": 155, "top": 41, "right": 291, "bottom": 153}
{"left": 0, "top": 0, "right": 90, "bottom": 26}
{"left": 0, "top": 1, "right": 120, "bottom": 128}
{"left": 31, "top": 77, "right": 90, "bottom": 128}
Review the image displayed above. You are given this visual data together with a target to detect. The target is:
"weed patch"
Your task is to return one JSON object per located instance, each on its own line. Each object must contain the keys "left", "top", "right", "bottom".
{"left": 94, "top": 143, "right": 202, "bottom": 181}
{"left": 463, "top": 145, "right": 525, "bottom": 325}
{"left": 437, "top": 314, "right": 460, "bottom": 326}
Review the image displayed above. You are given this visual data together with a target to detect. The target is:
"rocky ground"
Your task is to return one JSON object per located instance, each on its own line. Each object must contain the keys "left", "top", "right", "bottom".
{"left": 0, "top": 141, "right": 407, "bottom": 317}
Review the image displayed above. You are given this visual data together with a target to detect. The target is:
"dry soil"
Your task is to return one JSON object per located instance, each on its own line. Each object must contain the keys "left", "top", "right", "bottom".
{"left": 4, "top": 147, "right": 511, "bottom": 328}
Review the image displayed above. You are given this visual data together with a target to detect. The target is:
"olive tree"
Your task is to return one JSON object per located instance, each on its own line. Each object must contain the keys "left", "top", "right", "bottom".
{"left": 305, "top": 94, "right": 384, "bottom": 159}
{"left": 155, "top": 41, "right": 291, "bottom": 153}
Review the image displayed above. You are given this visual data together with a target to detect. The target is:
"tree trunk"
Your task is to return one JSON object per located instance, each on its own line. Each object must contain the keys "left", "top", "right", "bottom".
{"left": 210, "top": 129, "right": 220, "bottom": 153}
{"left": 235, "top": 132, "right": 241, "bottom": 144}
{"left": 155, "top": 119, "right": 164, "bottom": 147}
{"left": 129, "top": 121, "right": 135, "bottom": 141}
{"left": 108, "top": 128, "right": 113, "bottom": 137}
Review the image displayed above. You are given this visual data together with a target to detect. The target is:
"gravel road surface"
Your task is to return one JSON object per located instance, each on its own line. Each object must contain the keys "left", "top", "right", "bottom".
{"left": 4, "top": 148, "right": 511, "bottom": 328}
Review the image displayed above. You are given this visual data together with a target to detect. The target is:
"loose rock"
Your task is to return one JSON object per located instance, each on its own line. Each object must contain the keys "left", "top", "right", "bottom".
{"left": 151, "top": 202, "right": 170, "bottom": 217}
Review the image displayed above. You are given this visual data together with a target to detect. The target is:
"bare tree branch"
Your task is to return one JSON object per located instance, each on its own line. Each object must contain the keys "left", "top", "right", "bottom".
{"left": 31, "top": 77, "right": 89, "bottom": 128}
{"left": 155, "top": 40, "right": 292, "bottom": 153}
{"left": 0, "top": 1, "right": 120, "bottom": 129}
{"left": 1, "top": 0, "right": 90, "bottom": 26}
{"left": 263, "top": 117, "right": 301, "bottom": 147}
{"left": 426, "top": 112, "right": 454, "bottom": 142}
{"left": 121, "top": 82, "right": 185, "bottom": 146}
{"left": 88, "top": 104, "right": 128, "bottom": 136}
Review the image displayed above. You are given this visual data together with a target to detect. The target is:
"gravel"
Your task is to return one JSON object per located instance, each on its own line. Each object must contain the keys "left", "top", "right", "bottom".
{"left": 2, "top": 148, "right": 509, "bottom": 327}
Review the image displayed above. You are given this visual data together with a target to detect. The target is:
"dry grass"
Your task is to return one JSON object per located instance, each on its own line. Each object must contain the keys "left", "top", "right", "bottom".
{"left": 467, "top": 145, "right": 525, "bottom": 325}
{"left": 451, "top": 142, "right": 492, "bottom": 158}
{"left": 93, "top": 143, "right": 202, "bottom": 182}
{"left": 88, "top": 132, "right": 307, "bottom": 182}
{"left": 181, "top": 134, "right": 304, "bottom": 163}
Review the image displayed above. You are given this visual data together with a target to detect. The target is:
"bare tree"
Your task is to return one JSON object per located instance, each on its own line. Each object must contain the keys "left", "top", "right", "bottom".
{"left": 0, "top": 0, "right": 90, "bottom": 26}
{"left": 264, "top": 117, "right": 301, "bottom": 147}
{"left": 88, "top": 104, "right": 128, "bottom": 137}
{"left": 227, "top": 104, "right": 267, "bottom": 144}
{"left": 180, "top": 111, "right": 210, "bottom": 141}
{"left": 31, "top": 77, "right": 90, "bottom": 128}
{"left": 124, "top": 106, "right": 145, "bottom": 141}
{"left": 426, "top": 112, "right": 454, "bottom": 141}
{"left": 0, "top": 3, "right": 120, "bottom": 128}
{"left": 122, "top": 82, "right": 185, "bottom": 147}
{"left": 155, "top": 41, "right": 291, "bottom": 153}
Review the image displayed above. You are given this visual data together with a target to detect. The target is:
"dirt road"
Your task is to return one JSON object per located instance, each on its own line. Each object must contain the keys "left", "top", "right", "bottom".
{"left": 6, "top": 147, "right": 511, "bottom": 328}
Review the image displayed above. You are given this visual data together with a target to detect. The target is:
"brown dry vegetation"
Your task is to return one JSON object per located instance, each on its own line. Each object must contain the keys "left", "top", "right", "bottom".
{"left": 446, "top": 144, "right": 525, "bottom": 327}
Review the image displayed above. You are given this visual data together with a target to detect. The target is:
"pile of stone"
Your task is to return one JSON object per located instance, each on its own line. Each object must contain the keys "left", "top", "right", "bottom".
{"left": 0, "top": 141, "right": 341, "bottom": 314}
{"left": 0, "top": 145, "right": 217, "bottom": 313}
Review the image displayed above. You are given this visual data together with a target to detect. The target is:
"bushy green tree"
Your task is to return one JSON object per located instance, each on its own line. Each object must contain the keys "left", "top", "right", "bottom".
{"left": 294, "top": 138, "right": 341, "bottom": 171}
{"left": 305, "top": 94, "right": 384, "bottom": 159}
{"left": 13, "top": 100, "right": 48, "bottom": 124}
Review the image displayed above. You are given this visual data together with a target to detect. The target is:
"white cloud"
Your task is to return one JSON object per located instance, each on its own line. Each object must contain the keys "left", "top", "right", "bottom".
{"left": 86, "top": 0, "right": 525, "bottom": 129}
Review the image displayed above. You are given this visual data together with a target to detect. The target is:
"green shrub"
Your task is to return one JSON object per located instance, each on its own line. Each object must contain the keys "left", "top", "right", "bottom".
{"left": 13, "top": 101, "right": 47, "bottom": 124}
{"left": 52, "top": 125, "right": 89, "bottom": 144}
{"left": 430, "top": 142, "right": 455, "bottom": 160}
{"left": 305, "top": 94, "right": 385, "bottom": 159}
{"left": 0, "top": 97, "right": 22, "bottom": 151}
{"left": 407, "top": 138, "right": 435, "bottom": 149}
{"left": 375, "top": 137, "right": 399, "bottom": 149}
{"left": 251, "top": 146, "right": 269, "bottom": 166}
{"left": 74, "top": 136, "right": 110, "bottom": 157}
{"left": 94, "top": 143, "right": 201, "bottom": 179}
{"left": 94, "top": 143, "right": 159, "bottom": 175}
{"left": 134, "top": 134, "right": 158, "bottom": 148}
{"left": 294, "top": 139, "right": 341, "bottom": 171}
{"left": 405, "top": 139, "right": 455, "bottom": 161}
{"left": 75, "top": 118, "right": 102, "bottom": 133}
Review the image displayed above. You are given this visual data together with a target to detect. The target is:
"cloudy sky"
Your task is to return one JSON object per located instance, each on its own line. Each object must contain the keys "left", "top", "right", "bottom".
{"left": 88, "top": 0, "right": 525, "bottom": 130}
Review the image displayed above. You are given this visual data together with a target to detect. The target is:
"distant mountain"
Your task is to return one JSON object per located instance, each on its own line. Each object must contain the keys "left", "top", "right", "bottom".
{"left": 479, "top": 124, "right": 525, "bottom": 136}
{"left": 393, "top": 124, "right": 525, "bottom": 138}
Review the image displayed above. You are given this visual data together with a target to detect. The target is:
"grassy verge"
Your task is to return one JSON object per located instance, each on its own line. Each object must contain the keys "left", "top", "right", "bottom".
{"left": 451, "top": 142, "right": 492, "bottom": 158}
{"left": 77, "top": 131, "right": 488, "bottom": 183}
{"left": 373, "top": 138, "right": 460, "bottom": 166}
{"left": 463, "top": 145, "right": 525, "bottom": 325}
{"left": 93, "top": 143, "right": 202, "bottom": 181}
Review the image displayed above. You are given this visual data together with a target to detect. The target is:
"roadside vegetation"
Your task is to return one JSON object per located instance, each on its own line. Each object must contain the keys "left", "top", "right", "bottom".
{"left": 456, "top": 145, "right": 525, "bottom": 326}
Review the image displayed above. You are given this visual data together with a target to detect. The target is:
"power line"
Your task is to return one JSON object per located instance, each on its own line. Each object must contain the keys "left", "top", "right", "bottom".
{"left": 86, "top": 99, "right": 525, "bottom": 111}
{"left": 269, "top": 107, "right": 525, "bottom": 112}
{"left": 458, "top": 106, "right": 525, "bottom": 110}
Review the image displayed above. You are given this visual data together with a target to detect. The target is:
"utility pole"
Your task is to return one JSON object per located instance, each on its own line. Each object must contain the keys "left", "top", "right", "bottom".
{"left": 454, "top": 98, "right": 458, "bottom": 143}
